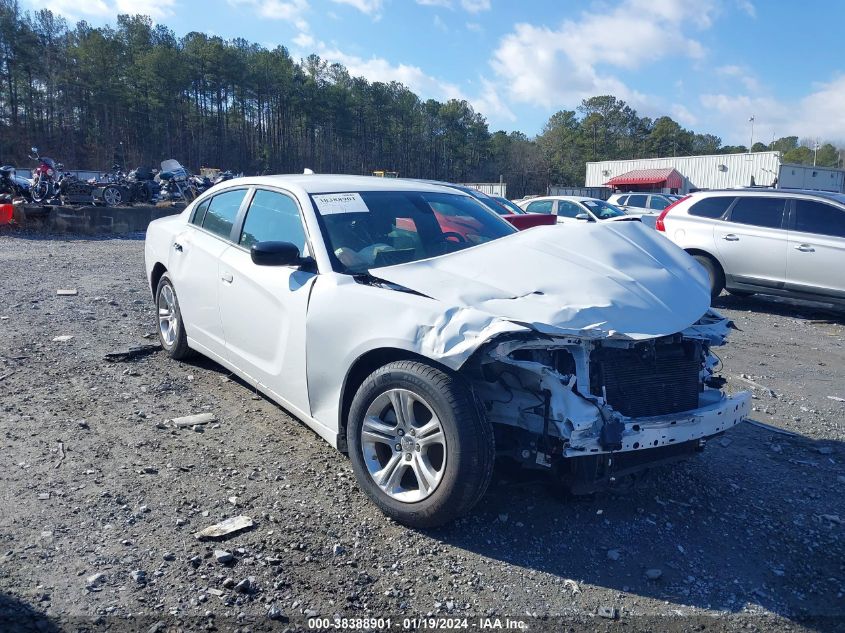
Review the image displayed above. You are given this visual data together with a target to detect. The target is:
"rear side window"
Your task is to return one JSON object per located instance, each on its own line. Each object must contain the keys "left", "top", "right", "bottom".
{"left": 794, "top": 200, "right": 845, "bottom": 238}
{"left": 202, "top": 189, "right": 247, "bottom": 239}
{"left": 240, "top": 190, "right": 307, "bottom": 251}
{"left": 616, "top": 195, "right": 628, "bottom": 205}
{"left": 648, "top": 196, "right": 670, "bottom": 210}
{"left": 689, "top": 196, "right": 735, "bottom": 219}
{"left": 526, "top": 200, "right": 554, "bottom": 214}
{"left": 729, "top": 197, "right": 785, "bottom": 229}
{"left": 190, "top": 199, "right": 210, "bottom": 226}
{"left": 627, "top": 194, "right": 648, "bottom": 207}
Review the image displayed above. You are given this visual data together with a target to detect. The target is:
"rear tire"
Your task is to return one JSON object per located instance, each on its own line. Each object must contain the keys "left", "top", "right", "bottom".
{"left": 347, "top": 360, "right": 494, "bottom": 528}
{"left": 693, "top": 254, "right": 725, "bottom": 299}
{"left": 155, "top": 273, "right": 192, "bottom": 360}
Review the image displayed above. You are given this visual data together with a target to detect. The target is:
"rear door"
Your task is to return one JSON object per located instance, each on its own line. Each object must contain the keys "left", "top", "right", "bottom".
{"left": 624, "top": 194, "right": 649, "bottom": 211}
{"left": 524, "top": 199, "right": 554, "bottom": 215}
{"left": 714, "top": 196, "right": 788, "bottom": 289}
{"left": 169, "top": 188, "right": 249, "bottom": 357}
{"left": 785, "top": 198, "right": 845, "bottom": 300}
{"left": 217, "top": 188, "right": 316, "bottom": 416}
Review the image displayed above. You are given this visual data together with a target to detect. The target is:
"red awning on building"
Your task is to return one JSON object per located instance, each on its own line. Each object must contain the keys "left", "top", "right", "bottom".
{"left": 605, "top": 168, "right": 684, "bottom": 189}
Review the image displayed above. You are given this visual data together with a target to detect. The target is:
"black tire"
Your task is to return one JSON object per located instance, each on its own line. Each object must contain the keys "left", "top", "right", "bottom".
{"left": 31, "top": 180, "right": 52, "bottom": 203}
{"left": 693, "top": 254, "right": 725, "bottom": 299}
{"left": 155, "top": 273, "right": 192, "bottom": 360}
{"left": 347, "top": 360, "right": 495, "bottom": 528}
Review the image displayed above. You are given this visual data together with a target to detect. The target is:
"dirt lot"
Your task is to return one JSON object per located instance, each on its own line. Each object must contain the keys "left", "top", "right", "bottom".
{"left": 1, "top": 230, "right": 843, "bottom": 633}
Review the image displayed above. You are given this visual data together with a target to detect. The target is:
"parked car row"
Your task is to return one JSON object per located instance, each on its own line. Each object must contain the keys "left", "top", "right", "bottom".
{"left": 145, "top": 174, "right": 751, "bottom": 527}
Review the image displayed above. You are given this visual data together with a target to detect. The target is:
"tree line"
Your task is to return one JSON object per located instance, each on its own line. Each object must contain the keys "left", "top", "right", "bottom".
{"left": 0, "top": 1, "right": 841, "bottom": 198}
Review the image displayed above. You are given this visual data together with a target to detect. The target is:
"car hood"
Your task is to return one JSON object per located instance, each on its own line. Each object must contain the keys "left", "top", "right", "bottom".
{"left": 372, "top": 221, "right": 711, "bottom": 341}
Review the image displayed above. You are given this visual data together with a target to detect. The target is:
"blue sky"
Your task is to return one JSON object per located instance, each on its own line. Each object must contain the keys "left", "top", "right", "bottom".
{"left": 26, "top": 0, "right": 845, "bottom": 145}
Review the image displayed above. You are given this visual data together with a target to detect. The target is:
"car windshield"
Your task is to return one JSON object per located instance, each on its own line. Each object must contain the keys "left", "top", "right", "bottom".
{"left": 581, "top": 199, "right": 626, "bottom": 219}
{"left": 463, "top": 189, "right": 511, "bottom": 216}
{"left": 312, "top": 190, "right": 517, "bottom": 274}
{"left": 494, "top": 196, "right": 526, "bottom": 214}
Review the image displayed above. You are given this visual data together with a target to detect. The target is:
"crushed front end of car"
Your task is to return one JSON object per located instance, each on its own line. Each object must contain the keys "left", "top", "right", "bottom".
{"left": 464, "top": 309, "right": 750, "bottom": 492}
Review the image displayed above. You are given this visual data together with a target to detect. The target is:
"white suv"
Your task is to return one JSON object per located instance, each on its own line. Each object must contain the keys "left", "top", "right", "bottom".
{"left": 657, "top": 189, "right": 845, "bottom": 304}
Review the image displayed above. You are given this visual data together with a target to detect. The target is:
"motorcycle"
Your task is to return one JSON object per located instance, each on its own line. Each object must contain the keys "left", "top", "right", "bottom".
{"left": 0, "top": 165, "right": 31, "bottom": 201}
{"left": 91, "top": 164, "right": 159, "bottom": 206}
{"left": 156, "top": 159, "right": 198, "bottom": 202}
{"left": 29, "top": 147, "right": 60, "bottom": 203}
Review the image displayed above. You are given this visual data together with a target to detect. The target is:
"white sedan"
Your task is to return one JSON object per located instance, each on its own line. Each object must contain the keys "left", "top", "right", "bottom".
{"left": 145, "top": 175, "right": 750, "bottom": 527}
{"left": 516, "top": 195, "right": 648, "bottom": 224}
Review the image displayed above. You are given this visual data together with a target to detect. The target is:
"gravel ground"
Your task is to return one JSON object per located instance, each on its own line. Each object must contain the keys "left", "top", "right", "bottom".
{"left": 0, "top": 230, "right": 843, "bottom": 633}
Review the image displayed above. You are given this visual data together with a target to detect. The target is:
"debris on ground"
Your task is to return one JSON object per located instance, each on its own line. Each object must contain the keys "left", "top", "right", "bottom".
{"left": 214, "top": 549, "right": 235, "bottom": 564}
{"left": 56, "top": 289, "right": 77, "bottom": 296}
{"left": 598, "top": 605, "right": 618, "bottom": 619}
{"left": 52, "top": 335, "right": 74, "bottom": 342}
{"left": 195, "top": 515, "right": 254, "bottom": 540}
{"left": 103, "top": 343, "right": 161, "bottom": 362}
{"left": 645, "top": 569, "right": 663, "bottom": 580}
{"left": 171, "top": 412, "right": 217, "bottom": 428}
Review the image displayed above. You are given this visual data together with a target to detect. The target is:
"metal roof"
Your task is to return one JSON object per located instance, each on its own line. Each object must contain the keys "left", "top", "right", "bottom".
{"left": 605, "top": 168, "right": 683, "bottom": 188}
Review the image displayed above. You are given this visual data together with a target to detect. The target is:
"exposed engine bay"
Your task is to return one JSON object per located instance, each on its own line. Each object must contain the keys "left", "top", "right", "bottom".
{"left": 464, "top": 310, "right": 751, "bottom": 491}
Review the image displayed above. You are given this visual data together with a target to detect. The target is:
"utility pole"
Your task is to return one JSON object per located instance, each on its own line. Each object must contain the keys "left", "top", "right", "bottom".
{"left": 813, "top": 139, "right": 820, "bottom": 167}
{"left": 748, "top": 115, "right": 755, "bottom": 151}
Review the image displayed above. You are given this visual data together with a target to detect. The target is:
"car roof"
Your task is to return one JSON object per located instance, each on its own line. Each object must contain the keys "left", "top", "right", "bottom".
{"left": 525, "top": 195, "right": 596, "bottom": 202}
{"left": 212, "top": 174, "right": 469, "bottom": 196}
{"left": 690, "top": 188, "right": 845, "bottom": 203}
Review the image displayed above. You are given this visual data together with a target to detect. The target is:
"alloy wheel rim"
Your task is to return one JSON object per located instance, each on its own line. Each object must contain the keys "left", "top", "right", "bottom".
{"left": 361, "top": 388, "right": 447, "bottom": 503}
{"left": 157, "top": 284, "right": 178, "bottom": 347}
{"left": 104, "top": 187, "right": 121, "bottom": 205}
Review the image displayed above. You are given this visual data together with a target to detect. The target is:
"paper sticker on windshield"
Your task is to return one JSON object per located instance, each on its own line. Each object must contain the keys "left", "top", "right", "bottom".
{"left": 313, "top": 193, "right": 369, "bottom": 215}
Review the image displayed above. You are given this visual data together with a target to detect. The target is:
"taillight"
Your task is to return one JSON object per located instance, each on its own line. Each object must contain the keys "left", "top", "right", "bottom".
{"left": 655, "top": 195, "right": 689, "bottom": 232}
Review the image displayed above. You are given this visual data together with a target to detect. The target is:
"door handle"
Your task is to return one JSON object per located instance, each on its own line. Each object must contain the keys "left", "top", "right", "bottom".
{"left": 173, "top": 242, "right": 183, "bottom": 252}
{"left": 794, "top": 244, "right": 815, "bottom": 252}
{"left": 221, "top": 272, "right": 234, "bottom": 283}
{"left": 722, "top": 234, "right": 739, "bottom": 241}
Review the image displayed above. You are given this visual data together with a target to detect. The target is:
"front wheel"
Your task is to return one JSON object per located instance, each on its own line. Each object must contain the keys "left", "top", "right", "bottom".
{"left": 347, "top": 360, "right": 495, "bottom": 528}
{"left": 31, "top": 180, "right": 52, "bottom": 203}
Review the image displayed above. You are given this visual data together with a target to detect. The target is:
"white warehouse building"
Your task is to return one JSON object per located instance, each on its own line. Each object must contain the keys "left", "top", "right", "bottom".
{"left": 585, "top": 151, "right": 845, "bottom": 194}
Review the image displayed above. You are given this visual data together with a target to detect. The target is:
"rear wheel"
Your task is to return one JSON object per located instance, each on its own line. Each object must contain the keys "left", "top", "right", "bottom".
{"left": 155, "top": 273, "right": 192, "bottom": 360}
{"left": 693, "top": 254, "right": 725, "bottom": 299}
{"left": 347, "top": 360, "right": 494, "bottom": 528}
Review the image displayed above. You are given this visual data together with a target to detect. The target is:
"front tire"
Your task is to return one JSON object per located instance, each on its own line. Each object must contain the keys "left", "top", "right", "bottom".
{"left": 347, "top": 360, "right": 495, "bottom": 528}
{"left": 693, "top": 254, "right": 725, "bottom": 299}
{"left": 102, "top": 185, "right": 124, "bottom": 206}
{"left": 155, "top": 273, "right": 192, "bottom": 360}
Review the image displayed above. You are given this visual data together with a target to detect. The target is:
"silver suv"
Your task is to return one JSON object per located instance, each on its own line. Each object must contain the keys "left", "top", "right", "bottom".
{"left": 657, "top": 189, "right": 845, "bottom": 305}
{"left": 609, "top": 192, "right": 683, "bottom": 214}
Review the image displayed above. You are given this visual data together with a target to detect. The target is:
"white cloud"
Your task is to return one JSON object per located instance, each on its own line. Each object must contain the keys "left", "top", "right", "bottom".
{"left": 670, "top": 103, "right": 698, "bottom": 127}
{"left": 416, "top": 0, "right": 452, "bottom": 6}
{"left": 466, "top": 21, "right": 482, "bottom": 32}
{"left": 460, "top": 0, "right": 490, "bottom": 12}
{"left": 293, "top": 32, "right": 315, "bottom": 48}
{"left": 114, "top": 0, "right": 176, "bottom": 19}
{"left": 433, "top": 14, "right": 448, "bottom": 32}
{"left": 229, "top": 0, "right": 310, "bottom": 31}
{"left": 24, "top": 0, "right": 175, "bottom": 21}
{"left": 700, "top": 76, "right": 845, "bottom": 144}
{"left": 331, "top": 0, "right": 383, "bottom": 15}
{"left": 716, "top": 64, "right": 760, "bottom": 92}
{"left": 490, "top": 0, "right": 715, "bottom": 109}
{"left": 738, "top": 0, "right": 756, "bottom": 17}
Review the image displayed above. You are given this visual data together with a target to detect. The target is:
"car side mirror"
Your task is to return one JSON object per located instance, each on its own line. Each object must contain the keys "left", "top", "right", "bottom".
{"left": 251, "top": 241, "right": 303, "bottom": 266}
{"left": 575, "top": 213, "right": 592, "bottom": 221}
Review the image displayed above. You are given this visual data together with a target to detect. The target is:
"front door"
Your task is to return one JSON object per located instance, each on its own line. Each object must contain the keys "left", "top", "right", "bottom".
{"left": 785, "top": 198, "right": 845, "bottom": 300}
{"left": 218, "top": 188, "right": 316, "bottom": 416}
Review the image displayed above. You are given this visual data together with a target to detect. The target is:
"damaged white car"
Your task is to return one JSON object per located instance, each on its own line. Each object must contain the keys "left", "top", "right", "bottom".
{"left": 144, "top": 176, "right": 751, "bottom": 527}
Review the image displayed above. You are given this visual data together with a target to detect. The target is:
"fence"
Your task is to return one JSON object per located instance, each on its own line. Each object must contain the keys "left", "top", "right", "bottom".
{"left": 459, "top": 182, "right": 507, "bottom": 197}
{"left": 547, "top": 185, "right": 611, "bottom": 200}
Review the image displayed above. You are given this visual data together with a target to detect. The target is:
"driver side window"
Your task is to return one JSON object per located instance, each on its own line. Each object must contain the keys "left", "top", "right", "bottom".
{"left": 556, "top": 201, "right": 582, "bottom": 218}
{"left": 239, "top": 190, "right": 307, "bottom": 253}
